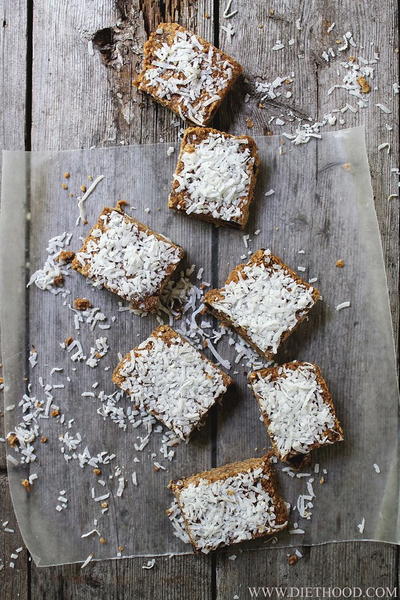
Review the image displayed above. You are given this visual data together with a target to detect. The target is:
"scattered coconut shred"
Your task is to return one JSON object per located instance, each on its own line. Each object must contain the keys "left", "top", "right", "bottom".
{"left": 76, "top": 174, "right": 104, "bottom": 225}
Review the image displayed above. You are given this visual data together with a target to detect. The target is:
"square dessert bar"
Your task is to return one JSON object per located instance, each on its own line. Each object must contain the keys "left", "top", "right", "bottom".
{"left": 204, "top": 249, "right": 321, "bottom": 359}
{"left": 168, "top": 127, "right": 259, "bottom": 228}
{"left": 249, "top": 362, "right": 344, "bottom": 463}
{"left": 168, "top": 454, "right": 288, "bottom": 553}
{"left": 72, "top": 208, "right": 184, "bottom": 312}
{"left": 134, "top": 23, "right": 242, "bottom": 126}
{"left": 112, "top": 325, "right": 232, "bottom": 440}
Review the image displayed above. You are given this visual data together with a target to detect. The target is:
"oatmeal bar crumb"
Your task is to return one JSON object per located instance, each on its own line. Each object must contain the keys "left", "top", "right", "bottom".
{"left": 73, "top": 298, "right": 92, "bottom": 311}
{"left": 53, "top": 274, "right": 64, "bottom": 287}
{"left": 357, "top": 76, "right": 371, "bottom": 93}
{"left": 115, "top": 199, "right": 128, "bottom": 211}
{"left": 57, "top": 250, "right": 75, "bottom": 264}
{"left": 6, "top": 433, "right": 19, "bottom": 447}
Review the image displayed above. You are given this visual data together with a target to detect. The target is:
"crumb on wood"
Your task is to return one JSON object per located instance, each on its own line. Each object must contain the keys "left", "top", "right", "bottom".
{"left": 40, "top": 436, "right": 48, "bottom": 443}
{"left": 21, "top": 479, "right": 31, "bottom": 491}
{"left": 0, "top": 376, "right": 4, "bottom": 384}
{"left": 336, "top": 259, "right": 345, "bottom": 268}
{"left": 204, "top": 12, "right": 210, "bottom": 18}
{"left": 342, "top": 162, "right": 352, "bottom": 171}
{"left": 53, "top": 274, "right": 64, "bottom": 287}
{"left": 92, "top": 468, "right": 102, "bottom": 475}
{"left": 115, "top": 199, "right": 128, "bottom": 212}
{"left": 80, "top": 185, "right": 87, "bottom": 193}
{"left": 320, "top": 476, "right": 325, "bottom": 484}
{"left": 61, "top": 183, "right": 68, "bottom": 190}
{"left": 118, "top": 545, "right": 125, "bottom": 552}
{"left": 323, "top": 19, "right": 332, "bottom": 33}
{"left": 101, "top": 501, "right": 108, "bottom": 508}
{"left": 99, "top": 537, "right": 107, "bottom": 544}
{"left": 73, "top": 298, "right": 92, "bottom": 311}
{"left": 63, "top": 172, "right": 70, "bottom": 179}
{"left": 357, "top": 76, "right": 371, "bottom": 94}
{"left": 57, "top": 250, "right": 75, "bottom": 264}
{"left": 51, "top": 409, "right": 60, "bottom": 418}
{"left": 64, "top": 336, "right": 74, "bottom": 347}
{"left": 6, "top": 433, "right": 19, "bottom": 447}
{"left": 245, "top": 118, "right": 254, "bottom": 129}
{"left": 288, "top": 554, "right": 299, "bottom": 566}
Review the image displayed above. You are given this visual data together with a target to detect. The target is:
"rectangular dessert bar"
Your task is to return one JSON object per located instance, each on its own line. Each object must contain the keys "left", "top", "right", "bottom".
{"left": 134, "top": 22, "right": 242, "bottom": 126}
{"left": 72, "top": 208, "right": 184, "bottom": 312}
{"left": 168, "top": 127, "right": 259, "bottom": 229}
{"left": 249, "top": 362, "right": 344, "bottom": 463}
{"left": 112, "top": 325, "right": 232, "bottom": 440}
{"left": 168, "top": 454, "right": 288, "bottom": 553}
{"left": 203, "top": 249, "right": 321, "bottom": 359}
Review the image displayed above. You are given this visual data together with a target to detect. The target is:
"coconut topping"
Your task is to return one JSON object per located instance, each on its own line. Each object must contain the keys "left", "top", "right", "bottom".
{"left": 251, "top": 363, "right": 338, "bottom": 458}
{"left": 114, "top": 328, "right": 229, "bottom": 439}
{"left": 208, "top": 250, "right": 316, "bottom": 355}
{"left": 173, "top": 133, "right": 255, "bottom": 223}
{"left": 74, "top": 210, "right": 182, "bottom": 306}
{"left": 141, "top": 27, "right": 236, "bottom": 125}
{"left": 175, "top": 466, "right": 287, "bottom": 552}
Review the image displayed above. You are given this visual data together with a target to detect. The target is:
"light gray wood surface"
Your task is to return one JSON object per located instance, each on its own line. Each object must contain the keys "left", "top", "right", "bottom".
{"left": 1, "top": 0, "right": 399, "bottom": 598}
{"left": 0, "top": 1, "right": 29, "bottom": 595}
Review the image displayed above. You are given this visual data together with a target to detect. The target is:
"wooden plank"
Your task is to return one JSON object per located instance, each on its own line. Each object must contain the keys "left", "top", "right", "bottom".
{"left": 29, "top": 0, "right": 213, "bottom": 597}
{"left": 216, "top": 542, "right": 398, "bottom": 598}
{"left": 215, "top": 0, "right": 399, "bottom": 596}
{"left": 0, "top": 473, "right": 29, "bottom": 597}
{"left": 0, "top": 0, "right": 28, "bottom": 471}
{"left": 0, "top": 1, "right": 29, "bottom": 597}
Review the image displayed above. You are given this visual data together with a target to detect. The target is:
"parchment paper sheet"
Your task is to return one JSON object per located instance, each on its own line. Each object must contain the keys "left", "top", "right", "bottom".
{"left": 1, "top": 127, "right": 398, "bottom": 567}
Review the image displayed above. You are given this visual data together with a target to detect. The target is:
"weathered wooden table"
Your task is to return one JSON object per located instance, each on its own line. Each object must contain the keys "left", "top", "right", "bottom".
{"left": 1, "top": 1, "right": 399, "bottom": 598}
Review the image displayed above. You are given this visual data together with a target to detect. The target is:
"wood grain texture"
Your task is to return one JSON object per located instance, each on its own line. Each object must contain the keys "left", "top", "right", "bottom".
{"left": 28, "top": 0, "right": 213, "bottom": 597}
{"left": 0, "top": 0, "right": 398, "bottom": 597}
{"left": 0, "top": 474, "right": 29, "bottom": 597}
{"left": 0, "top": 0, "right": 28, "bottom": 471}
{"left": 0, "top": 2, "right": 28, "bottom": 594}
{"left": 215, "top": 0, "right": 399, "bottom": 597}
